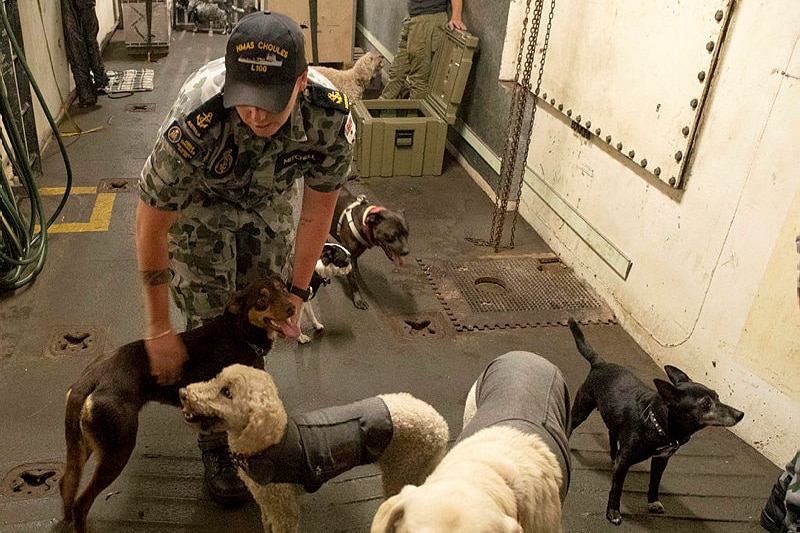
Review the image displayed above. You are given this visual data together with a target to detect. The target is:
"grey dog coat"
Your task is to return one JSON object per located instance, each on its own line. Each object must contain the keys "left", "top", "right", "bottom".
{"left": 458, "top": 351, "right": 572, "bottom": 502}
{"left": 234, "top": 396, "right": 393, "bottom": 492}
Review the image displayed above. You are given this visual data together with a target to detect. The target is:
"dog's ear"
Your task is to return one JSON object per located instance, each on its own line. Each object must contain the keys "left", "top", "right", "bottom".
{"left": 365, "top": 210, "right": 384, "bottom": 225}
{"left": 654, "top": 378, "right": 679, "bottom": 405}
{"left": 236, "top": 398, "right": 288, "bottom": 451}
{"left": 231, "top": 372, "right": 289, "bottom": 453}
{"left": 226, "top": 282, "right": 257, "bottom": 315}
{"left": 664, "top": 365, "right": 692, "bottom": 385}
{"left": 371, "top": 490, "right": 410, "bottom": 533}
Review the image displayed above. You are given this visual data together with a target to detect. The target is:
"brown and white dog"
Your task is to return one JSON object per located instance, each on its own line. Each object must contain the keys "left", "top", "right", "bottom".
{"left": 59, "top": 273, "right": 298, "bottom": 533}
{"left": 331, "top": 188, "right": 409, "bottom": 309}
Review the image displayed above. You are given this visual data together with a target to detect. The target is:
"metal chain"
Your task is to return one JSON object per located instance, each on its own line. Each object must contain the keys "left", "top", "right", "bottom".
{"left": 470, "top": 0, "right": 554, "bottom": 251}
{"left": 507, "top": 0, "right": 556, "bottom": 249}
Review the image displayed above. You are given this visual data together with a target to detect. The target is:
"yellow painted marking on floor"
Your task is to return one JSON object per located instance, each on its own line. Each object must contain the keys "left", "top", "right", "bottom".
{"left": 36, "top": 188, "right": 117, "bottom": 233}
{"left": 39, "top": 186, "right": 98, "bottom": 195}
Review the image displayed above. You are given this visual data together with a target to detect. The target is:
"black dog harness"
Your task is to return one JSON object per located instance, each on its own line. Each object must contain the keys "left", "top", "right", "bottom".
{"left": 233, "top": 397, "right": 393, "bottom": 492}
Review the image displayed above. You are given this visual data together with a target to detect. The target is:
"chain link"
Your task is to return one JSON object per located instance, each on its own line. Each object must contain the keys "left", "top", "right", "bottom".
{"left": 470, "top": 0, "right": 554, "bottom": 251}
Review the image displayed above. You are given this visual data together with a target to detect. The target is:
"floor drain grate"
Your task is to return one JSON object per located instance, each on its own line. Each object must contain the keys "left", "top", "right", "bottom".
{"left": 125, "top": 103, "right": 156, "bottom": 113}
{"left": 1, "top": 462, "right": 63, "bottom": 500}
{"left": 98, "top": 178, "right": 133, "bottom": 192}
{"left": 384, "top": 312, "right": 451, "bottom": 341}
{"left": 47, "top": 327, "right": 103, "bottom": 358}
{"left": 419, "top": 255, "right": 616, "bottom": 331}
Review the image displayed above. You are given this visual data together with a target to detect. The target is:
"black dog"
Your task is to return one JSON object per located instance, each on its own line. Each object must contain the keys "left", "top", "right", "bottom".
{"left": 331, "top": 188, "right": 409, "bottom": 309}
{"left": 59, "top": 273, "right": 296, "bottom": 533}
{"left": 298, "top": 242, "right": 352, "bottom": 343}
{"left": 567, "top": 318, "right": 744, "bottom": 525}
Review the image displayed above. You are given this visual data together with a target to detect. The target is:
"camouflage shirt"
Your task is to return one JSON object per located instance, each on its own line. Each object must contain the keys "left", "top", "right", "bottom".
{"left": 139, "top": 58, "right": 354, "bottom": 220}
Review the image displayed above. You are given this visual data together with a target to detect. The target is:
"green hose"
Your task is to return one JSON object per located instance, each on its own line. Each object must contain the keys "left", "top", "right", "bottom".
{"left": 0, "top": 0, "right": 73, "bottom": 290}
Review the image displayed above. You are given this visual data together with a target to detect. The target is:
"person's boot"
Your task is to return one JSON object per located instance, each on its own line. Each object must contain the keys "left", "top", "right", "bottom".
{"left": 198, "top": 433, "right": 250, "bottom": 507}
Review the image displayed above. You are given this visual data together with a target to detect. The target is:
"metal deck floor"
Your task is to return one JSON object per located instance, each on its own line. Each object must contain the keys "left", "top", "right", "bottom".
{"left": 0, "top": 29, "right": 778, "bottom": 532}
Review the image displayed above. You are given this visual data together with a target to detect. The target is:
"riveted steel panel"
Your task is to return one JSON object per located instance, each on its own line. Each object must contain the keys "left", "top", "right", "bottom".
{"left": 519, "top": 0, "right": 734, "bottom": 188}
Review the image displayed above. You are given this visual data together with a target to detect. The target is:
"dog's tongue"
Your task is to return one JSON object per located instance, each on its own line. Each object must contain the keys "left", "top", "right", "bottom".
{"left": 385, "top": 250, "right": 405, "bottom": 267}
{"left": 281, "top": 320, "right": 302, "bottom": 340}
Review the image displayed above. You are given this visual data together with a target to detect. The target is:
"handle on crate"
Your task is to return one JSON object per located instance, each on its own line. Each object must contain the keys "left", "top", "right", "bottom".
{"left": 395, "top": 130, "right": 414, "bottom": 148}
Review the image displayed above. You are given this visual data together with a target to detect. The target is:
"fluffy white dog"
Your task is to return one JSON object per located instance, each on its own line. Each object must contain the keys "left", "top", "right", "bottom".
{"left": 179, "top": 364, "right": 449, "bottom": 533}
{"left": 371, "top": 351, "right": 571, "bottom": 533}
{"left": 313, "top": 52, "right": 383, "bottom": 101}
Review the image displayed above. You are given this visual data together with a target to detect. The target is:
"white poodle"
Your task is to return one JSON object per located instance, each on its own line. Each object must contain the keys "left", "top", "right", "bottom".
{"left": 313, "top": 52, "right": 383, "bottom": 101}
{"left": 371, "top": 351, "right": 571, "bottom": 533}
{"left": 179, "top": 364, "right": 449, "bottom": 533}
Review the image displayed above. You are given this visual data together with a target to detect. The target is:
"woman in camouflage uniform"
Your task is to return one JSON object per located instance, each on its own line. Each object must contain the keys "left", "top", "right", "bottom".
{"left": 135, "top": 11, "right": 355, "bottom": 506}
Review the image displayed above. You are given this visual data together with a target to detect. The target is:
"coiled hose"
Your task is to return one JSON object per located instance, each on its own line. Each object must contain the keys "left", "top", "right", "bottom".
{"left": 0, "top": 0, "right": 73, "bottom": 290}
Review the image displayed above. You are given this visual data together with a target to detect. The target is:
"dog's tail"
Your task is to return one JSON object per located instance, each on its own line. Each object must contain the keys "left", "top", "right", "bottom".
{"left": 568, "top": 318, "right": 603, "bottom": 366}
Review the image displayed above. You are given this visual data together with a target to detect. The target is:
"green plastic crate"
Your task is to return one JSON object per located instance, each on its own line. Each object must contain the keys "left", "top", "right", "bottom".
{"left": 352, "top": 28, "right": 478, "bottom": 177}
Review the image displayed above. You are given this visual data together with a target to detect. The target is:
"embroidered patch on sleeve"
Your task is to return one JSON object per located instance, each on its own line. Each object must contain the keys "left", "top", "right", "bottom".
{"left": 343, "top": 113, "right": 356, "bottom": 144}
{"left": 211, "top": 142, "right": 238, "bottom": 177}
{"left": 164, "top": 121, "right": 201, "bottom": 162}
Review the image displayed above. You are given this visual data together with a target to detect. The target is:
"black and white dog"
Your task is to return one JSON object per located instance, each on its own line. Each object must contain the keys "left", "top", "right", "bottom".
{"left": 298, "top": 243, "right": 353, "bottom": 344}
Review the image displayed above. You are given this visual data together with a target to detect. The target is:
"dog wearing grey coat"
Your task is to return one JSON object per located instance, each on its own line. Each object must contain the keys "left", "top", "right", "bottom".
{"left": 180, "top": 364, "right": 449, "bottom": 533}
{"left": 372, "top": 351, "right": 571, "bottom": 533}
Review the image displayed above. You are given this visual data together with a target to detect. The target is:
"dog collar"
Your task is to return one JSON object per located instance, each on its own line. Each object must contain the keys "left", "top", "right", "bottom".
{"left": 643, "top": 404, "right": 684, "bottom": 457}
{"left": 247, "top": 343, "right": 267, "bottom": 357}
{"left": 360, "top": 205, "right": 386, "bottom": 246}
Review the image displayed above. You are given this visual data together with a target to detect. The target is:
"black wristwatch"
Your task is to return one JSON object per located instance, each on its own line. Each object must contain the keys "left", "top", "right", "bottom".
{"left": 287, "top": 282, "right": 312, "bottom": 302}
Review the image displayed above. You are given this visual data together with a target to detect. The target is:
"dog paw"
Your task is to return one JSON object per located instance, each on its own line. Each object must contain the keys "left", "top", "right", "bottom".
{"left": 647, "top": 501, "right": 665, "bottom": 514}
{"left": 312, "top": 323, "right": 324, "bottom": 332}
{"left": 298, "top": 333, "right": 312, "bottom": 344}
{"left": 354, "top": 297, "right": 369, "bottom": 310}
{"left": 606, "top": 509, "right": 623, "bottom": 525}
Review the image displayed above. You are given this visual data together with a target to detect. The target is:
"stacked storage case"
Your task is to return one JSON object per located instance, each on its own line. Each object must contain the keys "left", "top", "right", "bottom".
{"left": 352, "top": 28, "right": 478, "bottom": 177}
{"left": 122, "top": 0, "right": 172, "bottom": 52}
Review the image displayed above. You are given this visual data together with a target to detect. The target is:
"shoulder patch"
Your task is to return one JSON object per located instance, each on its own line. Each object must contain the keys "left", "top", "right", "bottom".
{"left": 184, "top": 94, "right": 226, "bottom": 139}
{"left": 307, "top": 83, "right": 349, "bottom": 113}
{"left": 163, "top": 94, "right": 228, "bottom": 163}
{"left": 164, "top": 121, "right": 201, "bottom": 162}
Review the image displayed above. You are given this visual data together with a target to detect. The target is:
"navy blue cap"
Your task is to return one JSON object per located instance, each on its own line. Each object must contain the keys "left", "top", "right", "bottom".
{"left": 223, "top": 11, "right": 308, "bottom": 112}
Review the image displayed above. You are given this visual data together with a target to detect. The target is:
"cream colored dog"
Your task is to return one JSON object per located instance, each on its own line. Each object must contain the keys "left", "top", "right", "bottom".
{"left": 371, "top": 351, "right": 570, "bottom": 533}
{"left": 312, "top": 52, "right": 383, "bottom": 101}
{"left": 179, "top": 364, "right": 449, "bottom": 533}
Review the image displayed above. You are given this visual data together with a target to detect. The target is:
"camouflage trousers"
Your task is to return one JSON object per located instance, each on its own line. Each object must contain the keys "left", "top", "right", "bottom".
{"left": 380, "top": 11, "right": 448, "bottom": 100}
{"left": 168, "top": 196, "right": 297, "bottom": 330}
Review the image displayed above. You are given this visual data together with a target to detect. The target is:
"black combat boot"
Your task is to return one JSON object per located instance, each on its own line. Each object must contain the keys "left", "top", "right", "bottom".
{"left": 198, "top": 433, "right": 250, "bottom": 507}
